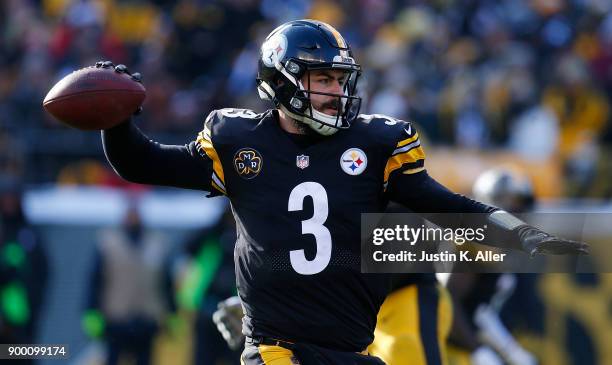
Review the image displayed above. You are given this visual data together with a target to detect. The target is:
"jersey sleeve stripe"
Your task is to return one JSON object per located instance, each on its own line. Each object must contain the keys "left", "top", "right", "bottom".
{"left": 396, "top": 133, "right": 420, "bottom": 148}
{"left": 211, "top": 172, "right": 227, "bottom": 195}
{"left": 196, "top": 130, "right": 226, "bottom": 188}
{"left": 203, "top": 127, "right": 211, "bottom": 140}
{"left": 392, "top": 139, "right": 421, "bottom": 156}
{"left": 384, "top": 147, "right": 426, "bottom": 184}
{"left": 403, "top": 166, "right": 425, "bottom": 175}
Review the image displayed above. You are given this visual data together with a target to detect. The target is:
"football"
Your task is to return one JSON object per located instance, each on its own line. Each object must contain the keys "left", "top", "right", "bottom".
{"left": 43, "top": 64, "right": 145, "bottom": 130}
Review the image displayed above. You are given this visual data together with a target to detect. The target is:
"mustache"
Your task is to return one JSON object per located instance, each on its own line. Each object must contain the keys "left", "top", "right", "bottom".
{"left": 321, "top": 99, "right": 341, "bottom": 111}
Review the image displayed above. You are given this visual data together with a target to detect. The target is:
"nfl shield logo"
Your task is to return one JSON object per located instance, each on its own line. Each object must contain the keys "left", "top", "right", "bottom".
{"left": 296, "top": 155, "right": 309, "bottom": 169}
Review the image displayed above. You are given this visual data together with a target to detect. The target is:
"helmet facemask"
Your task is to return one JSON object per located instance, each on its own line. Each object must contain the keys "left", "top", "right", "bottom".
{"left": 296, "top": 64, "right": 362, "bottom": 135}
{"left": 260, "top": 60, "right": 362, "bottom": 136}
{"left": 256, "top": 20, "right": 363, "bottom": 135}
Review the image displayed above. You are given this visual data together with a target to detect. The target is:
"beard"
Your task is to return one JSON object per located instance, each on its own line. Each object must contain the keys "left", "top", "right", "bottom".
{"left": 291, "top": 118, "right": 311, "bottom": 134}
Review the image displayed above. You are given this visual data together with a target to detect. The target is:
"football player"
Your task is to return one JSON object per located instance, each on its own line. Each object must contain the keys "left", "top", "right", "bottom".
{"left": 367, "top": 241, "right": 452, "bottom": 364}
{"left": 99, "top": 20, "right": 587, "bottom": 364}
{"left": 447, "top": 169, "right": 540, "bottom": 365}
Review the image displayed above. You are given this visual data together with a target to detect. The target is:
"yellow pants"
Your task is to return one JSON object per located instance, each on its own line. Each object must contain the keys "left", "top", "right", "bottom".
{"left": 241, "top": 344, "right": 299, "bottom": 365}
{"left": 241, "top": 343, "right": 377, "bottom": 364}
{"left": 446, "top": 346, "right": 472, "bottom": 365}
{"left": 368, "top": 284, "right": 453, "bottom": 365}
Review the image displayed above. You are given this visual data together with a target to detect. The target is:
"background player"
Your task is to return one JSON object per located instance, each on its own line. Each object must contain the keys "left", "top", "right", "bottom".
{"left": 447, "top": 169, "right": 540, "bottom": 365}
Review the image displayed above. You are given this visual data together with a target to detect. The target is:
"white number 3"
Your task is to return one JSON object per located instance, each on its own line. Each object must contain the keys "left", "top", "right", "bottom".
{"left": 288, "top": 182, "right": 332, "bottom": 275}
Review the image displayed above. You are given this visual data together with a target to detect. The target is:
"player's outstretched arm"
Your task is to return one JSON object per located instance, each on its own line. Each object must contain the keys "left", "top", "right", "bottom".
{"left": 73, "top": 60, "right": 215, "bottom": 191}
{"left": 102, "top": 119, "right": 213, "bottom": 190}
{"left": 387, "top": 171, "right": 589, "bottom": 256}
{"left": 486, "top": 210, "right": 588, "bottom": 256}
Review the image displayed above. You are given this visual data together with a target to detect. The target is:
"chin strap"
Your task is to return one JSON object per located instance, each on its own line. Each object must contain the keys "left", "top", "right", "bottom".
{"left": 279, "top": 105, "right": 339, "bottom": 136}
{"left": 261, "top": 76, "right": 347, "bottom": 136}
{"left": 298, "top": 80, "right": 346, "bottom": 134}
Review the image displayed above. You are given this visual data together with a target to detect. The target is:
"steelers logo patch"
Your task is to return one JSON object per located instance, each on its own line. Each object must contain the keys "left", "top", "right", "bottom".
{"left": 340, "top": 148, "right": 367, "bottom": 175}
{"left": 234, "top": 148, "right": 263, "bottom": 179}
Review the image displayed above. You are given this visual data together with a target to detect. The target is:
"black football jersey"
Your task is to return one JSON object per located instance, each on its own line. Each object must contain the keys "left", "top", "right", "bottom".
{"left": 194, "top": 108, "right": 426, "bottom": 351}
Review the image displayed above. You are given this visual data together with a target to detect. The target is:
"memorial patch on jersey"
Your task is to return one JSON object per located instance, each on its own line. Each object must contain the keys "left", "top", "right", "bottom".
{"left": 234, "top": 148, "right": 263, "bottom": 179}
{"left": 340, "top": 148, "right": 368, "bottom": 175}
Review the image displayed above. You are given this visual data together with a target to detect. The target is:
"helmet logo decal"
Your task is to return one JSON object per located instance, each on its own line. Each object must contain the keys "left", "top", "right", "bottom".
{"left": 340, "top": 148, "right": 367, "bottom": 175}
{"left": 234, "top": 148, "right": 263, "bottom": 179}
{"left": 261, "top": 33, "right": 288, "bottom": 67}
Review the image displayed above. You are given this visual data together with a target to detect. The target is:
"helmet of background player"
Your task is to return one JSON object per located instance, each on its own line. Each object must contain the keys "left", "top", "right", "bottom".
{"left": 256, "top": 19, "right": 362, "bottom": 136}
{"left": 472, "top": 169, "right": 535, "bottom": 213}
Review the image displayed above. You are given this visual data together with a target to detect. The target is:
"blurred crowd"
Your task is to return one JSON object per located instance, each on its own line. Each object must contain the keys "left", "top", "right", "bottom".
{"left": 1, "top": 2, "right": 612, "bottom": 363}
{"left": 1, "top": 0, "right": 612, "bottom": 197}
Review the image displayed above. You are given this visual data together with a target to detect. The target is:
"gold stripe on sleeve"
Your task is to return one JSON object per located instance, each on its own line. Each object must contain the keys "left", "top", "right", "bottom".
{"left": 384, "top": 146, "right": 426, "bottom": 183}
{"left": 396, "top": 133, "right": 420, "bottom": 148}
{"left": 196, "top": 130, "right": 226, "bottom": 192}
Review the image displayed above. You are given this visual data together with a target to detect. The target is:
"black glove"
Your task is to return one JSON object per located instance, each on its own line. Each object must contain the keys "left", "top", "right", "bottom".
{"left": 486, "top": 210, "right": 589, "bottom": 257}
{"left": 518, "top": 225, "right": 589, "bottom": 257}
{"left": 95, "top": 60, "right": 143, "bottom": 114}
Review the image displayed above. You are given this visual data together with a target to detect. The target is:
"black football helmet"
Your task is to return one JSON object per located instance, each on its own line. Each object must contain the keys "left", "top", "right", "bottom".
{"left": 473, "top": 169, "right": 535, "bottom": 212}
{"left": 257, "top": 19, "right": 362, "bottom": 136}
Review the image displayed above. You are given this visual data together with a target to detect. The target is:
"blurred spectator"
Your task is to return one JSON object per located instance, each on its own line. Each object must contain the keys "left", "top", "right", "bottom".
{"left": 508, "top": 92, "right": 560, "bottom": 162}
{"left": 543, "top": 53, "right": 610, "bottom": 196}
{"left": 0, "top": 183, "right": 48, "bottom": 365}
{"left": 177, "top": 207, "right": 239, "bottom": 365}
{"left": 83, "top": 200, "right": 175, "bottom": 365}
